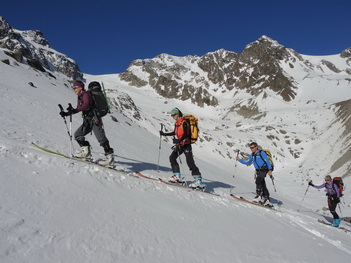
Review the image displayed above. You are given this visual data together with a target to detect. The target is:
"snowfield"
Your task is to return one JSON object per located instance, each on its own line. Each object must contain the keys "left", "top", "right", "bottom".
{"left": 1, "top": 50, "right": 351, "bottom": 263}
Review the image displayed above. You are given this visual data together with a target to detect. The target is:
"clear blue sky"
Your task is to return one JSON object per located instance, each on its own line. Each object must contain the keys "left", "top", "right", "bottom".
{"left": 2, "top": 0, "right": 351, "bottom": 75}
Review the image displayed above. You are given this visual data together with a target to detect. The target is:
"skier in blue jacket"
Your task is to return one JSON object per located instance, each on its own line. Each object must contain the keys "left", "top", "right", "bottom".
{"left": 236, "top": 142, "right": 273, "bottom": 206}
{"left": 309, "top": 175, "right": 342, "bottom": 227}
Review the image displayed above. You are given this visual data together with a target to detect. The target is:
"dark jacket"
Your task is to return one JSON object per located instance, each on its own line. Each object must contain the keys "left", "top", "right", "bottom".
{"left": 76, "top": 90, "right": 93, "bottom": 116}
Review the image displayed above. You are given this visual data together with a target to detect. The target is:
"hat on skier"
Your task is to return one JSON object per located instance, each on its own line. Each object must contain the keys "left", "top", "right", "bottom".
{"left": 170, "top": 108, "right": 180, "bottom": 116}
{"left": 72, "top": 81, "right": 85, "bottom": 90}
{"left": 169, "top": 107, "right": 183, "bottom": 117}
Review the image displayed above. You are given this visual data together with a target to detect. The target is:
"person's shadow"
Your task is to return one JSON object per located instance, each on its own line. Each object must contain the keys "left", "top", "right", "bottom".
{"left": 114, "top": 154, "right": 171, "bottom": 173}
{"left": 114, "top": 154, "right": 234, "bottom": 192}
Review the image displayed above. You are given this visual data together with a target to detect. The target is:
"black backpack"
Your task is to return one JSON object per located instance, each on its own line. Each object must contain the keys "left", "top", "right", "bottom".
{"left": 88, "top": 81, "right": 110, "bottom": 117}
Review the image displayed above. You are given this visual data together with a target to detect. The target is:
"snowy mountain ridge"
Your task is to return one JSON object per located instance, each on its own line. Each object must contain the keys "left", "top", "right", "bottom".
{"left": 118, "top": 35, "right": 351, "bottom": 179}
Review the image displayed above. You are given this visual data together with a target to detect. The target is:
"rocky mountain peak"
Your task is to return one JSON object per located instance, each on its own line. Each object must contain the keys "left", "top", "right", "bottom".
{"left": 340, "top": 47, "right": 351, "bottom": 58}
{"left": 237, "top": 36, "right": 298, "bottom": 102}
{"left": 119, "top": 35, "right": 300, "bottom": 109}
{"left": 0, "top": 16, "right": 12, "bottom": 38}
{"left": 21, "top": 30, "right": 49, "bottom": 47}
{"left": 0, "top": 16, "right": 82, "bottom": 79}
{"left": 341, "top": 47, "right": 351, "bottom": 68}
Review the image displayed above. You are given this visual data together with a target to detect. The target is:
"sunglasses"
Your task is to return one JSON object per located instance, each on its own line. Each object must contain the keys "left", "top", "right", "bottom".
{"left": 73, "top": 86, "right": 81, "bottom": 90}
{"left": 250, "top": 146, "right": 256, "bottom": 149}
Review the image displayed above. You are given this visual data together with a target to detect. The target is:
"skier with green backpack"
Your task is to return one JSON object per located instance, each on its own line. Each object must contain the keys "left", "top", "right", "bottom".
{"left": 59, "top": 80, "right": 114, "bottom": 166}
{"left": 236, "top": 142, "right": 274, "bottom": 206}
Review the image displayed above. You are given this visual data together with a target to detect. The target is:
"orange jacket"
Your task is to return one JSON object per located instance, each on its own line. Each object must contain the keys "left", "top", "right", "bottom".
{"left": 174, "top": 118, "right": 190, "bottom": 145}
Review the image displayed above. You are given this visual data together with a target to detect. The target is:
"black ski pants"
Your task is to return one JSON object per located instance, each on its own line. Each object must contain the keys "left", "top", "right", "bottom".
{"left": 170, "top": 144, "right": 201, "bottom": 178}
{"left": 327, "top": 196, "right": 340, "bottom": 219}
{"left": 255, "top": 170, "right": 270, "bottom": 198}
{"left": 74, "top": 117, "right": 109, "bottom": 148}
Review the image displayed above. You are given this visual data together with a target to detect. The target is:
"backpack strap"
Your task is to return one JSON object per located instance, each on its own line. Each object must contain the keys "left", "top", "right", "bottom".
{"left": 253, "top": 150, "right": 268, "bottom": 170}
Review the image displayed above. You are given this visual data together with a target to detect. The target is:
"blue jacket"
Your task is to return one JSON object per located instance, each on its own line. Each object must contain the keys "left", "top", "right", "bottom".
{"left": 239, "top": 150, "right": 273, "bottom": 170}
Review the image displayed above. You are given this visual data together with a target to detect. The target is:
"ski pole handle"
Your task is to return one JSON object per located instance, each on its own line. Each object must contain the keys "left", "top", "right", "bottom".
{"left": 58, "top": 104, "right": 64, "bottom": 112}
{"left": 156, "top": 123, "right": 164, "bottom": 172}
{"left": 58, "top": 104, "right": 67, "bottom": 119}
{"left": 159, "top": 123, "right": 164, "bottom": 148}
{"left": 68, "top": 103, "right": 73, "bottom": 121}
{"left": 235, "top": 150, "right": 240, "bottom": 167}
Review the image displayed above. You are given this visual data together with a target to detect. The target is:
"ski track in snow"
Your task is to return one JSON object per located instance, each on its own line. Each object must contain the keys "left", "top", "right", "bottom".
{"left": 284, "top": 211, "right": 351, "bottom": 255}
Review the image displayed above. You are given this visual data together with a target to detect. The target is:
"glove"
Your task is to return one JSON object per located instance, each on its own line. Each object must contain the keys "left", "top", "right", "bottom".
{"left": 270, "top": 175, "right": 274, "bottom": 180}
{"left": 59, "top": 111, "right": 69, "bottom": 117}
{"left": 160, "top": 131, "right": 166, "bottom": 136}
{"left": 66, "top": 104, "right": 74, "bottom": 113}
{"left": 308, "top": 181, "right": 314, "bottom": 187}
{"left": 173, "top": 138, "right": 181, "bottom": 144}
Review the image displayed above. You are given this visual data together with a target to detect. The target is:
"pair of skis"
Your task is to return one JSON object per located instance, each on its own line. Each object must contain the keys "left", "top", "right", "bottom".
{"left": 31, "top": 142, "right": 135, "bottom": 177}
{"left": 317, "top": 219, "right": 351, "bottom": 233}
{"left": 32, "top": 143, "right": 279, "bottom": 203}
{"left": 32, "top": 143, "right": 217, "bottom": 196}
{"left": 230, "top": 194, "right": 275, "bottom": 210}
{"left": 134, "top": 172, "right": 219, "bottom": 196}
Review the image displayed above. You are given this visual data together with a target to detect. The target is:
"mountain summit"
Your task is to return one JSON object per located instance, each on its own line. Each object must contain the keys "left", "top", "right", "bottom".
{"left": 119, "top": 35, "right": 350, "bottom": 110}
{"left": 0, "top": 16, "right": 82, "bottom": 79}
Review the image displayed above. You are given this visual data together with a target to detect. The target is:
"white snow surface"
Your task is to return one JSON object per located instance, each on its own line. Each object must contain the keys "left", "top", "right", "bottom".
{"left": 1, "top": 50, "right": 351, "bottom": 263}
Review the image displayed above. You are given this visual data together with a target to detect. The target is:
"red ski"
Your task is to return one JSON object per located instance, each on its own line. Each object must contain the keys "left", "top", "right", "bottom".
{"left": 230, "top": 194, "right": 275, "bottom": 210}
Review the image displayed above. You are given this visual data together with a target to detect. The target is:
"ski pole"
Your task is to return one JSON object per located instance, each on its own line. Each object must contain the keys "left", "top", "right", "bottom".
{"left": 235, "top": 150, "right": 240, "bottom": 167}
{"left": 156, "top": 123, "right": 164, "bottom": 172}
{"left": 297, "top": 185, "right": 310, "bottom": 212}
{"left": 58, "top": 104, "right": 70, "bottom": 138}
{"left": 68, "top": 103, "right": 74, "bottom": 157}
{"left": 175, "top": 144, "right": 185, "bottom": 178}
{"left": 338, "top": 203, "right": 343, "bottom": 218}
{"left": 59, "top": 104, "right": 74, "bottom": 158}
{"left": 231, "top": 150, "right": 240, "bottom": 194}
{"left": 270, "top": 176, "right": 277, "bottom": 192}
{"left": 59, "top": 104, "right": 73, "bottom": 159}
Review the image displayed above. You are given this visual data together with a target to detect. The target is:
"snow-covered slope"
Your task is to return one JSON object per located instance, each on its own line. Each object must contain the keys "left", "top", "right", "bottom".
{"left": 1, "top": 45, "right": 351, "bottom": 263}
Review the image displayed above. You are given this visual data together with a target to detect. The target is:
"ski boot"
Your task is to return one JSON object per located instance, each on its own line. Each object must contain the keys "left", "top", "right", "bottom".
{"left": 332, "top": 218, "right": 342, "bottom": 227}
{"left": 189, "top": 177, "right": 205, "bottom": 190}
{"left": 74, "top": 146, "right": 92, "bottom": 160}
{"left": 252, "top": 195, "right": 262, "bottom": 203}
{"left": 97, "top": 153, "right": 115, "bottom": 167}
{"left": 260, "top": 197, "right": 273, "bottom": 208}
{"left": 169, "top": 173, "right": 185, "bottom": 184}
{"left": 98, "top": 143, "right": 114, "bottom": 167}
